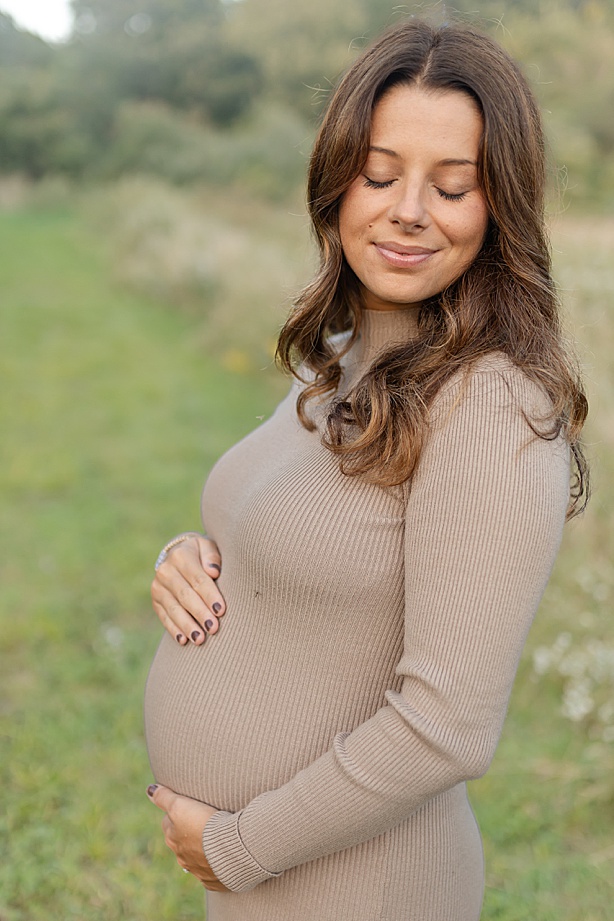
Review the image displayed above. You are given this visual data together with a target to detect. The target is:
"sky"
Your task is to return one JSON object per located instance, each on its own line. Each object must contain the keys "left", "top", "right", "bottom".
{"left": 0, "top": 0, "right": 73, "bottom": 42}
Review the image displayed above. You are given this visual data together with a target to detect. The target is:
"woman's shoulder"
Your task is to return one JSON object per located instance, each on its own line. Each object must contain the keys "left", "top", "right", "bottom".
{"left": 431, "top": 351, "right": 557, "bottom": 430}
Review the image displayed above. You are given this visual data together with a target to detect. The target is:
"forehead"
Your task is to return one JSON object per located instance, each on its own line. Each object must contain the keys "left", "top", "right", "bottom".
{"left": 370, "top": 84, "right": 483, "bottom": 158}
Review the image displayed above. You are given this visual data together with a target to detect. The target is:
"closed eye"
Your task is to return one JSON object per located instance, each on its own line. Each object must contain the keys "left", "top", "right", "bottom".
{"left": 363, "top": 176, "right": 396, "bottom": 190}
{"left": 437, "top": 188, "right": 468, "bottom": 202}
{"left": 364, "top": 177, "right": 469, "bottom": 200}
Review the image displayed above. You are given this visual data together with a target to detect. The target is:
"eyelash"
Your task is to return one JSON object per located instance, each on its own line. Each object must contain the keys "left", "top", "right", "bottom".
{"left": 362, "top": 176, "right": 468, "bottom": 202}
{"left": 363, "top": 177, "right": 395, "bottom": 190}
{"left": 438, "top": 189, "right": 468, "bottom": 202}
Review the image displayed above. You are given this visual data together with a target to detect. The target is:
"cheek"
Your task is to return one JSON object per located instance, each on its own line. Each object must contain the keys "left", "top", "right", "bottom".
{"left": 339, "top": 186, "right": 375, "bottom": 241}
{"left": 338, "top": 200, "right": 353, "bottom": 252}
{"left": 339, "top": 213, "right": 362, "bottom": 258}
{"left": 467, "top": 199, "right": 490, "bottom": 249}
{"left": 449, "top": 208, "right": 489, "bottom": 255}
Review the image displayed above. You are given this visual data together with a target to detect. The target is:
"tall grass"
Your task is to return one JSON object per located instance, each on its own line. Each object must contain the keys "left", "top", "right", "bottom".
{"left": 0, "top": 187, "right": 612, "bottom": 919}
{"left": 82, "top": 177, "right": 314, "bottom": 373}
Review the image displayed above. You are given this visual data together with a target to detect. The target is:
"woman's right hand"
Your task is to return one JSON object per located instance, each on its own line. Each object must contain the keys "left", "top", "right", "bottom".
{"left": 151, "top": 534, "right": 225, "bottom": 646}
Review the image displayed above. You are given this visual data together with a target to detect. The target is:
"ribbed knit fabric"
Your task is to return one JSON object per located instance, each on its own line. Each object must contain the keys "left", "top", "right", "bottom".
{"left": 144, "top": 307, "right": 570, "bottom": 921}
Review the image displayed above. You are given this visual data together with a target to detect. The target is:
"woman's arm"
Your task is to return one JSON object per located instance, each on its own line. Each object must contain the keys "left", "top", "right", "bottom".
{"left": 198, "top": 361, "right": 570, "bottom": 891}
{"left": 151, "top": 534, "right": 226, "bottom": 645}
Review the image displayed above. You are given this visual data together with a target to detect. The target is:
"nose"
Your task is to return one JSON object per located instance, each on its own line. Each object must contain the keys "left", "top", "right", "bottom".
{"left": 388, "top": 180, "right": 429, "bottom": 232}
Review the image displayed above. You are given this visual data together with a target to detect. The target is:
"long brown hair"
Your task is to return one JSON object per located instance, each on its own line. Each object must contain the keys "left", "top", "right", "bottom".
{"left": 276, "top": 18, "right": 589, "bottom": 516}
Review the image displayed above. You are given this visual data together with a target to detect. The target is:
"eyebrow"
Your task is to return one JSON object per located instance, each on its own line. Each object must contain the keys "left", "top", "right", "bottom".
{"left": 369, "top": 146, "right": 477, "bottom": 167}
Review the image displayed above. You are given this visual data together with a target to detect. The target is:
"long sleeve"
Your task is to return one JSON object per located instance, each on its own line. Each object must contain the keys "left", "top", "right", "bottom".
{"left": 201, "top": 359, "right": 570, "bottom": 892}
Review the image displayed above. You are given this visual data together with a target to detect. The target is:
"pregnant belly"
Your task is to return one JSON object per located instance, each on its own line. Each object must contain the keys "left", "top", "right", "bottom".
{"left": 144, "top": 630, "right": 284, "bottom": 812}
{"left": 144, "top": 609, "right": 400, "bottom": 812}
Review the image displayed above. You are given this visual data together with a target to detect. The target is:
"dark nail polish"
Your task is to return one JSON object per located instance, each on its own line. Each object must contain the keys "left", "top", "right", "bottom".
{"left": 191, "top": 631, "right": 201, "bottom": 642}
{"left": 205, "top": 619, "right": 214, "bottom": 631}
{"left": 209, "top": 562, "right": 221, "bottom": 572}
{"left": 147, "top": 784, "right": 159, "bottom": 797}
{"left": 212, "top": 603, "right": 222, "bottom": 614}
{"left": 176, "top": 634, "right": 184, "bottom": 644}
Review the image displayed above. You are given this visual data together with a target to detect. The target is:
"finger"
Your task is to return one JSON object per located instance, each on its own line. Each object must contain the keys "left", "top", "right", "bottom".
{"left": 171, "top": 558, "right": 226, "bottom": 620}
{"left": 152, "top": 598, "right": 203, "bottom": 646}
{"left": 147, "top": 783, "right": 176, "bottom": 812}
{"left": 157, "top": 546, "right": 226, "bottom": 620}
{"left": 151, "top": 584, "right": 209, "bottom": 645}
{"left": 154, "top": 573, "right": 224, "bottom": 634}
{"left": 155, "top": 574, "right": 219, "bottom": 638}
{"left": 167, "top": 571, "right": 222, "bottom": 629}
{"left": 189, "top": 572, "right": 225, "bottom": 630}
{"left": 195, "top": 536, "right": 222, "bottom": 578}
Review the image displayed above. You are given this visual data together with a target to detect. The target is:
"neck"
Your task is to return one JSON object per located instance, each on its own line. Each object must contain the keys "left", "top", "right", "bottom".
{"left": 353, "top": 306, "right": 421, "bottom": 364}
{"left": 339, "top": 306, "right": 420, "bottom": 392}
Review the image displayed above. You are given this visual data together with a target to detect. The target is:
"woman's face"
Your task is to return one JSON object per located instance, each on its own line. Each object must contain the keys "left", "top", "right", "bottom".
{"left": 339, "top": 83, "right": 489, "bottom": 312}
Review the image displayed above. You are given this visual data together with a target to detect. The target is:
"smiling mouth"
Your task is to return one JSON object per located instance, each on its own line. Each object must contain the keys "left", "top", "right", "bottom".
{"left": 374, "top": 242, "right": 437, "bottom": 267}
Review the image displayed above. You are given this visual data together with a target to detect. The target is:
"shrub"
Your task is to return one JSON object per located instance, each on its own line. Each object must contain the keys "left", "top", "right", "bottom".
{"left": 83, "top": 177, "right": 313, "bottom": 370}
{"left": 97, "top": 100, "right": 309, "bottom": 201}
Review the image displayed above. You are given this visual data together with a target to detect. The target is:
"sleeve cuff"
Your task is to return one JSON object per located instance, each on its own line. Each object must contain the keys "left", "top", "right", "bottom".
{"left": 202, "top": 810, "right": 282, "bottom": 892}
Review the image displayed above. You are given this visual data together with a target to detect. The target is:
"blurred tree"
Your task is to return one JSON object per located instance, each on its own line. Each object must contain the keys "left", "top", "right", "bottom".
{"left": 501, "top": 0, "right": 614, "bottom": 207}
{"left": 0, "top": 12, "right": 54, "bottom": 67}
{"left": 225, "top": 0, "right": 369, "bottom": 119}
{"left": 0, "top": 14, "right": 62, "bottom": 176}
{"left": 0, "top": 0, "right": 611, "bottom": 209}
{"left": 68, "top": 0, "right": 261, "bottom": 126}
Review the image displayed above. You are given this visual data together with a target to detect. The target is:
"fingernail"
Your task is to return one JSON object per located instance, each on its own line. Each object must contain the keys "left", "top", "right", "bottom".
{"left": 212, "top": 603, "right": 222, "bottom": 614}
{"left": 209, "top": 563, "right": 221, "bottom": 573}
{"left": 205, "top": 619, "right": 214, "bottom": 631}
{"left": 191, "top": 631, "right": 201, "bottom": 642}
{"left": 176, "top": 634, "right": 184, "bottom": 644}
{"left": 147, "top": 784, "right": 159, "bottom": 798}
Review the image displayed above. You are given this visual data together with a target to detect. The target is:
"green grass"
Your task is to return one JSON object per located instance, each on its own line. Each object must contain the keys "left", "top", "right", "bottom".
{"left": 0, "top": 199, "right": 612, "bottom": 919}
{"left": 0, "top": 205, "right": 283, "bottom": 920}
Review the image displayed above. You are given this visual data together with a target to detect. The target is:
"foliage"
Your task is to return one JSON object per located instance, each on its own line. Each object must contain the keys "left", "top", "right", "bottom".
{"left": 94, "top": 99, "right": 308, "bottom": 194}
{"left": 69, "top": 0, "right": 261, "bottom": 126}
{"left": 0, "top": 0, "right": 262, "bottom": 177}
{"left": 533, "top": 631, "right": 614, "bottom": 737}
{"left": 81, "top": 175, "right": 310, "bottom": 367}
{"left": 225, "top": 0, "right": 368, "bottom": 118}
{"left": 0, "top": 1, "right": 613, "bottom": 208}
{"left": 499, "top": 1, "right": 614, "bottom": 210}
{"left": 0, "top": 11, "right": 53, "bottom": 66}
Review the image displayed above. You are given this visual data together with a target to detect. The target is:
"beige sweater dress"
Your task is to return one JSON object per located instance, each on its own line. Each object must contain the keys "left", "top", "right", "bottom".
{"left": 144, "top": 307, "right": 570, "bottom": 921}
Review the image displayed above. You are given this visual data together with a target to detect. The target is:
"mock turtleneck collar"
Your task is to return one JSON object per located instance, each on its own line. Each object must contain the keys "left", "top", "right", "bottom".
{"left": 345, "top": 307, "right": 421, "bottom": 378}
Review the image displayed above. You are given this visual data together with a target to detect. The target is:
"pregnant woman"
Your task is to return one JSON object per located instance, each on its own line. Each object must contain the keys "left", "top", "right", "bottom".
{"left": 144, "top": 17, "right": 588, "bottom": 921}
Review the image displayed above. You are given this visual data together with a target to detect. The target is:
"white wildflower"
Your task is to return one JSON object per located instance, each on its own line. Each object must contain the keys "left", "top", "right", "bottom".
{"left": 553, "top": 632, "right": 573, "bottom": 655}
{"left": 101, "top": 623, "right": 124, "bottom": 649}
{"left": 532, "top": 632, "right": 614, "bottom": 734}
{"left": 561, "top": 679, "right": 594, "bottom": 722}
{"left": 532, "top": 646, "right": 553, "bottom": 676}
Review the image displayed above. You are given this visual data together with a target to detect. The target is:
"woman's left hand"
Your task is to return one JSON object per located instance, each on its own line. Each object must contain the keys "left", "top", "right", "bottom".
{"left": 147, "top": 784, "right": 230, "bottom": 891}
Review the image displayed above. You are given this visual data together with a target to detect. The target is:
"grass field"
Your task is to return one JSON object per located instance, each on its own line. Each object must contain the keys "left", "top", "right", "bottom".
{"left": 0, "top": 193, "right": 612, "bottom": 920}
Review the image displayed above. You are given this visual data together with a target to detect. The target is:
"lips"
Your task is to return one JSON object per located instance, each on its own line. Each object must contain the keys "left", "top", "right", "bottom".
{"left": 373, "top": 241, "right": 437, "bottom": 268}
{"left": 376, "top": 242, "right": 436, "bottom": 256}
